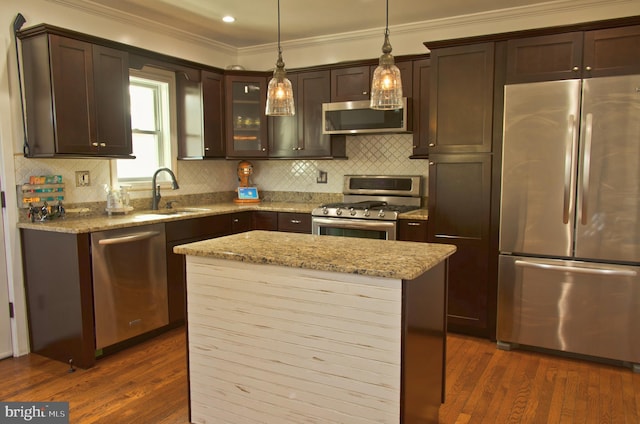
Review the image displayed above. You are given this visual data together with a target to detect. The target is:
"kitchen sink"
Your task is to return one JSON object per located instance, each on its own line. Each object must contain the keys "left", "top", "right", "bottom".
{"left": 157, "top": 207, "right": 212, "bottom": 215}
{"left": 133, "top": 207, "right": 213, "bottom": 220}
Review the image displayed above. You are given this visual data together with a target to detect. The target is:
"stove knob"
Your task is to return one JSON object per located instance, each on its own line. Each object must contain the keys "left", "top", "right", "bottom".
{"left": 364, "top": 209, "right": 371, "bottom": 217}
{"left": 349, "top": 208, "right": 356, "bottom": 216}
{"left": 336, "top": 208, "right": 343, "bottom": 216}
{"left": 378, "top": 210, "right": 385, "bottom": 218}
{"left": 322, "top": 207, "right": 329, "bottom": 215}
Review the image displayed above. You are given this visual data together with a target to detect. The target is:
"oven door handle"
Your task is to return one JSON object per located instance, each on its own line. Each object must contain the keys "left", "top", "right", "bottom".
{"left": 312, "top": 217, "right": 396, "bottom": 231}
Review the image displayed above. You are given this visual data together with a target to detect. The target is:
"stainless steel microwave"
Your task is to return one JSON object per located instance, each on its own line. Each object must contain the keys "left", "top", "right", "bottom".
{"left": 322, "top": 98, "right": 409, "bottom": 135}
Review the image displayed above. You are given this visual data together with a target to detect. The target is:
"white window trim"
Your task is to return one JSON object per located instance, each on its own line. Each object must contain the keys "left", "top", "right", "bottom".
{"left": 110, "top": 66, "right": 178, "bottom": 191}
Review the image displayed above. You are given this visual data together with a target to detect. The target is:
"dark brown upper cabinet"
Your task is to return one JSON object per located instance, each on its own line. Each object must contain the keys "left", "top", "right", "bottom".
{"left": 20, "top": 32, "right": 132, "bottom": 158}
{"left": 429, "top": 43, "right": 495, "bottom": 154}
{"left": 506, "top": 32, "right": 583, "bottom": 83}
{"left": 330, "top": 65, "right": 370, "bottom": 101}
{"left": 201, "top": 70, "right": 226, "bottom": 157}
{"left": 411, "top": 58, "right": 431, "bottom": 158}
{"left": 506, "top": 25, "right": 640, "bottom": 83}
{"left": 225, "top": 74, "right": 268, "bottom": 158}
{"left": 369, "top": 60, "right": 414, "bottom": 98}
{"left": 176, "top": 69, "right": 225, "bottom": 159}
{"left": 583, "top": 25, "right": 640, "bottom": 77}
{"left": 269, "top": 70, "right": 343, "bottom": 158}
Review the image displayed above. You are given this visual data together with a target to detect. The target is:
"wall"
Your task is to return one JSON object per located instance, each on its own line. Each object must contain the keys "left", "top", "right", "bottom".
{"left": 1, "top": 0, "right": 639, "bottom": 356}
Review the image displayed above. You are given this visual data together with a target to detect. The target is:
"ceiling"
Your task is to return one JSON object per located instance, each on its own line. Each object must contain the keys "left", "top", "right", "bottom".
{"left": 71, "top": 0, "right": 557, "bottom": 48}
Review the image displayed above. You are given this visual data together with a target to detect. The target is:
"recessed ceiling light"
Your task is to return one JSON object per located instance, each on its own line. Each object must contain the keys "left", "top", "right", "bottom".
{"left": 222, "top": 16, "right": 235, "bottom": 23}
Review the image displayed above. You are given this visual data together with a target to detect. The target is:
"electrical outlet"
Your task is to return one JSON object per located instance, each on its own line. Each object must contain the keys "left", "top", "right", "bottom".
{"left": 317, "top": 170, "right": 328, "bottom": 184}
{"left": 75, "top": 171, "right": 90, "bottom": 187}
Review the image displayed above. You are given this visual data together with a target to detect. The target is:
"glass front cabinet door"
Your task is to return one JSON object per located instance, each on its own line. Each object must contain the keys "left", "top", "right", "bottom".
{"left": 225, "top": 75, "right": 268, "bottom": 157}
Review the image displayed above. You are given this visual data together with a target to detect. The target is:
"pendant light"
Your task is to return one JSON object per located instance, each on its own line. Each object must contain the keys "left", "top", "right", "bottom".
{"left": 370, "top": 0, "right": 403, "bottom": 110}
{"left": 265, "top": 0, "right": 295, "bottom": 116}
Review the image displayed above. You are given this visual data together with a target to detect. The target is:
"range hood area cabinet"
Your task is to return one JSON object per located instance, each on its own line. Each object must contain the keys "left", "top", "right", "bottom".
{"left": 18, "top": 26, "right": 133, "bottom": 158}
{"left": 269, "top": 70, "right": 345, "bottom": 159}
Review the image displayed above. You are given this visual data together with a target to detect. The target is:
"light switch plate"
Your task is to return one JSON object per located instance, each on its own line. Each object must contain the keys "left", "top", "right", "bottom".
{"left": 75, "top": 171, "right": 90, "bottom": 187}
{"left": 317, "top": 170, "right": 328, "bottom": 184}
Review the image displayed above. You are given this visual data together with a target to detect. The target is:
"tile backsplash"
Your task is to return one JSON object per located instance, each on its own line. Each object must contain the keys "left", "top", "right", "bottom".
{"left": 13, "top": 133, "right": 429, "bottom": 208}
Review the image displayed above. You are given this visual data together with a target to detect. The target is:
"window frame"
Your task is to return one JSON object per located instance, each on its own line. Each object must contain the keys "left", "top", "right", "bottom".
{"left": 110, "top": 66, "right": 178, "bottom": 191}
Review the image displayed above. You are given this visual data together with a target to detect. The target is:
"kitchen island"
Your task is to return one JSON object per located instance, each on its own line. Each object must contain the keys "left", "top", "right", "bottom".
{"left": 174, "top": 231, "right": 455, "bottom": 424}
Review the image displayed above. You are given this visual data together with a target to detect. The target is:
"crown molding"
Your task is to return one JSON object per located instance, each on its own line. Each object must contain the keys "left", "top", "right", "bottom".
{"left": 241, "top": 0, "right": 637, "bottom": 55}
{"left": 47, "top": 0, "right": 637, "bottom": 58}
{"left": 45, "top": 0, "right": 237, "bottom": 56}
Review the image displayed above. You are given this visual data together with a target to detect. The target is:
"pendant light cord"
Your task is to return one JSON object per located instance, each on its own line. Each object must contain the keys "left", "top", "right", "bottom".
{"left": 385, "top": 0, "right": 389, "bottom": 37}
{"left": 277, "top": 0, "right": 282, "bottom": 56}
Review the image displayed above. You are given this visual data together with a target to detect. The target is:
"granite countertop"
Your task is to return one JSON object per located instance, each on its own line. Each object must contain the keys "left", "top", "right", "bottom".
{"left": 16, "top": 202, "right": 317, "bottom": 234}
{"left": 174, "top": 230, "right": 454, "bottom": 280}
{"left": 17, "top": 202, "right": 428, "bottom": 234}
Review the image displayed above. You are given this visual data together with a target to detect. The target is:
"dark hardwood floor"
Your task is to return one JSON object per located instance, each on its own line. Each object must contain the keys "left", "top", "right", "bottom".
{"left": 0, "top": 327, "right": 638, "bottom": 423}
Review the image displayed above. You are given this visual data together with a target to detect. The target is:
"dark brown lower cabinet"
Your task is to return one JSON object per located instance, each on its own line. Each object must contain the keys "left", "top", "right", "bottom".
{"left": 427, "top": 154, "right": 493, "bottom": 337}
{"left": 166, "top": 215, "right": 232, "bottom": 325}
{"left": 398, "top": 219, "right": 428, "bottom": 242}
{"left": 20, "top": 210, "right": 314, "bottom": 368}
{"left": 253, "top": 211, "right": 278, "bottom": 230}
{"left": 231, "top": 211, "right": 254, "bottom": 233}
{"left": 253, "top": 211, "right": 312, "bottom": 233}
{"left": 20, "top": 229, "right": 96, "bottom": 368}
{"left": 277, "top": 212, "right": 312, "bottom": 234}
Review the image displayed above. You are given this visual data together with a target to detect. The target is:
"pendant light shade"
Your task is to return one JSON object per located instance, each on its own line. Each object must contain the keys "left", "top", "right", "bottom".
{"left": 266, "top": 0, "right": 295, "bottom": 116}
{"left": 370, "top": 0, "right": 403, "bottom": 110}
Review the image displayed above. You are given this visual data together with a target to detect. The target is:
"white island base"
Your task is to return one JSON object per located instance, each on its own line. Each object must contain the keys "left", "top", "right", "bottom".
{"left": 185, "top": 255, "right": 447, "bottom": 423}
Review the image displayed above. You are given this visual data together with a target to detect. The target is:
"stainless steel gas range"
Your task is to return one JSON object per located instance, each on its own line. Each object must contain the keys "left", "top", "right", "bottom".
{"left": 311, "top": 175, "right": 422, "bottom": 240}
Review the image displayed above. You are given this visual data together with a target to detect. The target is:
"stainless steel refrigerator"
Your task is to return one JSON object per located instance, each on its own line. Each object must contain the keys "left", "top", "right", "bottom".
{"left": 497, "top": 75, "right": 640, "bottom": 371}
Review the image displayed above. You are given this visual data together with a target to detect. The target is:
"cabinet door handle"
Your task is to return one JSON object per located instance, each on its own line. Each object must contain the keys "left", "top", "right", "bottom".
{"left": 92, "top": 142, "right": 99, "bottom": 147}
{"left": 585, "top": 66, "right": 592, "bottom": 71}
{"left": 99, "top": 142, "right": 106, "bottom": 147}
{"left": 204, "top": 147, "right": 210, "bottom": 151}
{"left": 233, "top": 218, "right": 239, "bottom": 223}
{"left": 429, "top": 161, "right": 435, "bottom": 166}
{"left": 428, "top": 143, "right": 435, "bottom": 147}
{"left": 362, "top": 91, "right": 368, "bottom": 95}
{"left": 572, "top": 66, "right": 580, "bottom": 72}
{"left": 407, "top": 222, "right": 422, "bottom": 226}
{"left": 262, "top": 148, "right": 267, "bottom": 152}
{"left": 290, "top": 219, "right": 302, "bottom": 224}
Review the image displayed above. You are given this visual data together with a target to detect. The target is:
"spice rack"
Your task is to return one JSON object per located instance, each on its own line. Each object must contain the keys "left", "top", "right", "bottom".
{"left": 18, "top": 183, "right": 65, "bottom": 208}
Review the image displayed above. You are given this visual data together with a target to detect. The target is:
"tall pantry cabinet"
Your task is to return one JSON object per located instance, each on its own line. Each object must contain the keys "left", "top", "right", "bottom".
{"left": 425, "top": 41, "right": 504, "bottom": 339}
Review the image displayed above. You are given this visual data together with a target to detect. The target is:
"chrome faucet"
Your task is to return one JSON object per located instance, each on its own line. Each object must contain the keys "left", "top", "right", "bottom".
{"left": 151, "top": 167, "right": 179, "bottom": 210}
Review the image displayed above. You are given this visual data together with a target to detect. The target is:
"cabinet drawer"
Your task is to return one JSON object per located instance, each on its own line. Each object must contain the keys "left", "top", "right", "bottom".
{"left": 231, "top": 212, "right": 253, "bottom": 233}
{"left": 253, "top": 211, "right": 278, "bottom": 230}
{"left": 166, "top": 215, "right": 231, "bottom": 241}
{"left": 398, "top": 219, "right": 428, "bottom": 242}
{"left": 277, "top": 212, "right": 312, "bottom": 233}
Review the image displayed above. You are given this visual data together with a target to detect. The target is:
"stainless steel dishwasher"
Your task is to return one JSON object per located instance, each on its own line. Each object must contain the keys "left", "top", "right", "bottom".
{"left": 91, "top": 223, "right": 169, "bottom": 350}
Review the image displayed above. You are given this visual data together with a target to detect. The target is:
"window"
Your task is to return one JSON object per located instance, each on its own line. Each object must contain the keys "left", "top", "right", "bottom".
{"left": 111, "top": 67, "right": 177, "bottom": 188}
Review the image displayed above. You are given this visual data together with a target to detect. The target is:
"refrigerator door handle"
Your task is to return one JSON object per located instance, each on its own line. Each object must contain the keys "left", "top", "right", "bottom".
{"left": 580, "top": 112, "right": 594, "bottom": 225}
{"left": 564, "top": 114, "right": 578, "bottom": 224}
{"left": 515, "top": 259, "right": 637, "bottom": 277}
